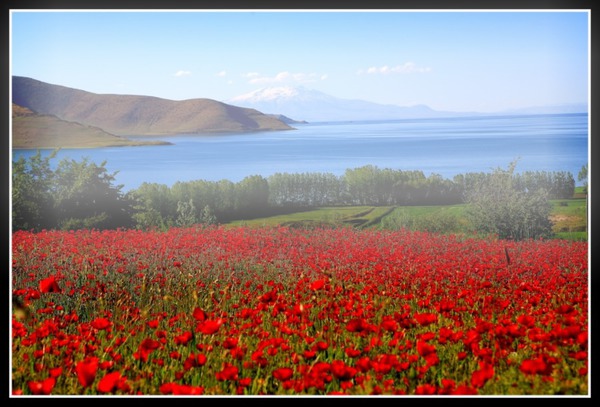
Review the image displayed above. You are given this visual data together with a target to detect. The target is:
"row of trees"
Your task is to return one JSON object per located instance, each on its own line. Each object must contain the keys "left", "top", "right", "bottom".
{"left": 11, "top": 152, "right": 582, "bottom": 239}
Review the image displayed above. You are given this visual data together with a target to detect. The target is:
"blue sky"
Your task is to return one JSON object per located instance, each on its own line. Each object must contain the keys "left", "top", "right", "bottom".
{"left": 10, "top": 9, "right": 589, "bottom": 113}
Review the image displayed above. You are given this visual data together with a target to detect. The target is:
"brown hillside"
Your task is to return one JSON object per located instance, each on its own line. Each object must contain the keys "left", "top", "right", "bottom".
{"left": 12, "top": 103, "right": 172, "bottom": 149}
{"left": 12, "top": 76, "right": 294, "bottom": 136}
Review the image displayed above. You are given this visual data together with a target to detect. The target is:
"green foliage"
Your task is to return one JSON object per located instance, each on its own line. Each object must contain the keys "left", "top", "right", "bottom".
{"left": 200, "top": 205, "right": 218, "bottom": 225}
{"left": 465, "top": 161, "right": 553, "bottom": 240}
{"left": 380, "top": 207, "right": 466, "bottom": 234}
{"left": 12, "top": 152, "right": 133, "bottom": 231}
{"left": 175, "top": 199, "right": 197, "bottom": 228}
{"left": 52, "top": 157, "right": 133, "bottom": 230}
{"left": 578, "top": 164, "right": 588, "bottom": 194}
{"left": 12, "top": 150, "right": 56, "bottom": 231}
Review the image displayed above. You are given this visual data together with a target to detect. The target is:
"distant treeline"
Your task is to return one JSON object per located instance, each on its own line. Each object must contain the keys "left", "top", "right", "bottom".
{"left": 129, "top": 165, "right": 575, "bottom": 228}
{"left": 12, "top": 152, "right": 575, "bottom": 232}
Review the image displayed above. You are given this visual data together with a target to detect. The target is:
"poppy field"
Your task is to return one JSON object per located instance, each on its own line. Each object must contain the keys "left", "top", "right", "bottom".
{"left": 11, "top": 226, "right": 589, "bottom": 396}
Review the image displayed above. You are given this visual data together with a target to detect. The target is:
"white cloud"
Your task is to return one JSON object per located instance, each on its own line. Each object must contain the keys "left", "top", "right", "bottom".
{"left": 174, "top": 70, "right": 192, "bottom": 77}
{"left": 359, "top": 62, "right": 432, "bottom": 75}
{"left": 243, "top": 71, "right": 326, "bottom": 85}
{"left": 217, "top": 71, "right": 227, "bottom": 77}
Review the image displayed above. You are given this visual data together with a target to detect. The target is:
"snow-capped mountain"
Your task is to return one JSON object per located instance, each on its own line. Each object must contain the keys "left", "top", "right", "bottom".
{"left": 226, "top": 86, "right": 459, "bottom": 123}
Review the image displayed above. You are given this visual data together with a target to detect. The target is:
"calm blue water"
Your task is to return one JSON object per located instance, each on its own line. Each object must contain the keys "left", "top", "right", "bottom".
{"left": 12, "top": 113, "right": 588, "bottom": 192}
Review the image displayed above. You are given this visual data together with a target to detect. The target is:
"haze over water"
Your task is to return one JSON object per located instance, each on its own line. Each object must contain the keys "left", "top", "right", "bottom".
{"left": 12, "top": 113, "right": 588, "bottom": 193}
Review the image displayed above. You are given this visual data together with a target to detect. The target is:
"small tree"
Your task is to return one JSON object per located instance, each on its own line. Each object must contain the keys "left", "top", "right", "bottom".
{"left": 200, "top": 205, "right": 218, "bottom": 226}
{"left": 175, "top": 199, "right": 197, "bottom": 228}
{"left": 466, "top": 160, "right": 553, "bottom": 240}
{"left": 578, "top": 164, "right": 588, "bottom": 194}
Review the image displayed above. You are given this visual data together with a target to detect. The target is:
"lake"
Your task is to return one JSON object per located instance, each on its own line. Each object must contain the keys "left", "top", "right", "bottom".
{"left": 12, "top": 113, "right": 589, "bottom": 192}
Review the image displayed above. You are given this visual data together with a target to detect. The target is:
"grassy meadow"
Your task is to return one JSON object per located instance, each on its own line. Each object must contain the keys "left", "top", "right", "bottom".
{"left": 228, "top": 193, "right": 587, "bottom": 241}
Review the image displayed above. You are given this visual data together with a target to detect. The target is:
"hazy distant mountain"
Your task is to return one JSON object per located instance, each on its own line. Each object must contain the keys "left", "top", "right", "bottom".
{"left": 12, "top": 76, "right": 293, "bottom": 137}
{"left": 495, "top": 103, "right": 588, "bottom": 116}
{"left": 227, "top": 86, "right": 472, "bottom": 122}
{"left": 227, "top": 86, "right": 587, "bottom": 122}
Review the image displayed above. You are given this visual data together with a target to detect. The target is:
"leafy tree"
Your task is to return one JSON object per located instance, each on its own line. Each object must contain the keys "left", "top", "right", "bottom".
{"left": 128, "top": 183, "right": 174, "bottom": 230}
{"left": 52, "top": 157, "right": 133, "bottom": 230}
{"left": 12, "top": 150, "right": 57, "bottom": 231}
{"left": 466, "top": 160, "right": 553, "bottom": 240}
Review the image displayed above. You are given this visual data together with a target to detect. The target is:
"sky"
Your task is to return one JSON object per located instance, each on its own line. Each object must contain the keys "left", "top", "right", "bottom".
{"left": 10, "top": 9, "right": 589, "bottom": 113}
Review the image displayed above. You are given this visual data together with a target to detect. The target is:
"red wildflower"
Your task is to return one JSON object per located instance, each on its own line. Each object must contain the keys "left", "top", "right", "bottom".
{"left": 215, "top": 363, "right": 239, "bottom": 381}
{"left": 416, "top": 340, "right": 436, "bottom": 357}
{"left": 160, "top": 382, "right": 204, "bottom": 395}
{"left": 520, "top": 358, "right": 549, "bottom": 375}
{"left": 471, "top": 362, "right": 494, "bottom": 388}
{"left": 97, "top": 371, "right": 122, "bottom": 393}
{"left": 273, "top": 367, "right": 294, "bottom": 381}
{"left": 135, "top": 338, "right": 161, "bottom": 362}
{"left": 346, "top": 318, "right": 370, "bottom": 333}
{"left": 222, "top": 337, "right": 239, "bottom": 349}
{"left": 27, "top": 377, "right": 55, "bottom": 395}
{"left": 331, "top": 360, "right": 357, "bottom": 381}
{"left": 345, "top": 347, "right": 362, "bottom": 358}
{"left": 91, "top": 317, "right": 111, "bottom": 330}
{"left": 196, "top": 319, "right": 223, "bottom": 335}
{"left": 381, "top": 319, "right": 398, "bottom": 332}
{"left": 39, "top": 276, "right": 61, "bottom": 293}
{"left": 192, "top": 307, "right": 207, "bottom": 321}
{"left": 414, "top": 313, "right": 437, "bottom": 326}
{"left": 260, "top": 289, "right": 278, "bottom": 303}
{"left": 49, "top": 367, "right": 62, "bottom": 378}
{"left": 76, "top": 357, "right": 98, "bottom": 388}
{"left": 174, "top": 331, "right": 193, "bottom": 345}
{"left": 197, "top": 353, "right": 207, "bottom": 366}
{"left": 415, "top": 383, "right": 437, "bottom": 395}
{"left": 310, "top": 279, "right": 327, "bottom": 291}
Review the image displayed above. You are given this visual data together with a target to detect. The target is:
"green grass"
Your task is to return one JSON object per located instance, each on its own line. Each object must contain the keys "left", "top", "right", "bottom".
{"left": 228, "top": 206, "right": 397, "bottom": 229}
{"left": 549, "top": 197, "right": 588, "bottom": 239}
{"left": 224, "top": 196, "right": 588, "bottom": 241}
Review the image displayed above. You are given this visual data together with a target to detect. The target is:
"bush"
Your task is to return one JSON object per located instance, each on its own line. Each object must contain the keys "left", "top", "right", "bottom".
{"left": 465, "top": 161, "right": 553, "bottom": 240}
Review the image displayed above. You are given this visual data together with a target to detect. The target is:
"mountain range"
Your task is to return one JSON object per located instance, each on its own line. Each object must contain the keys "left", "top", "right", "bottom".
{"left": 227, "top": 86, "right": 588, "bottom": 123}
{"left": 12, "top": 76, "right": 293, "bottom": 144}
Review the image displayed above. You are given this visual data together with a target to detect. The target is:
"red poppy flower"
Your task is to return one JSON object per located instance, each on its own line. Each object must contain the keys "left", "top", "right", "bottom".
{"left": 135, "top": 338, "right": 161, "bottom": 362}
{"left": 97, "top": 371, "right": 122, "bottom": 393}
{"left": 273, "top": 367, "right": 294, "bottom": 381}
{"left": 520, "top": 358, "right": 549, "bottom": 375}
{"left": 215, "top": 363, "right": 239, "bottom": 381}
{"left": 345, "top": 347, "right": 361, "bottom": 358}
{"left": 49, "top": 367, "right": 62, "bottom": 378}
{"left": 91, "top": 317, "right": 111, "bottom": 330}
{"left": 39, "top": 276, "right": 61, "bottom": 293}
{"left": 415, "top": 383, "right": 437, "bottom": 395}
{"left": 192, "top": 307, "right": 207, "bottom": 322}
{"left": 310, "top": 279, "right": 326, "bottom": 291}
{"left": 174, "top": 331, "right": 193, "bottom": 345}
{"left": 196, "top": 319, "right": 223, "bottom": 335}
{"left": 471, "top": 362, "right": 494, "bottom": 388}
{"left": 76, "top": 357, "right": 98, "bottom": 388}
{"left": 331, "top": 360, "right": 357, "bottom": 381}
{"left": 414, "top": 313, "right": 437, "bottom": 326}
{"left": 346, "top": 318, "right": 370, "bottom": 333}
{"left": 416, "top": 340, "right": 436, "bottom": 357}
{"left": 27, "top": 377, "right": 55, "bottom": 395}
